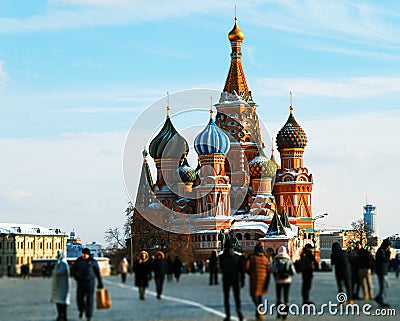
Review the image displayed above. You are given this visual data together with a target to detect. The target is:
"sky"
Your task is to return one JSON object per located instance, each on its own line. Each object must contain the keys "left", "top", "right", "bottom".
{"left": 1, "top": 0, "right": 400, "bottom": 245}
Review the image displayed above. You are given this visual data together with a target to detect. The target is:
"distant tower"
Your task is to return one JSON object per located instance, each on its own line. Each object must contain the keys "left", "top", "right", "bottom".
{"left": 363, "top": 203, "right": 377, "bottom": 236}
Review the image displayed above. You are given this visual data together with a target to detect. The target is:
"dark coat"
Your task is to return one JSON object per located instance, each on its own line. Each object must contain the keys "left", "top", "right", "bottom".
{"left": 300, "top": 249, "right": 318, "bottom": 274}
{"left": 152, "top": 258, "right": 166, "bottom": 279}
{"left": 357, "top": 248, "right": 373, "bottom": 269}
{"left": 375, "top": 247, "right": 390, "bottom": 275}
{"left": 331, "top": 243, "right": 351, "bottom": 279}
{"left": 133, "top": 259, "right": 152, "bottom": 287}
{"left": 219, "top": 249, "right": 245, "bottom": 286}
{"left": 209, "top": 252, "right": 218, "bottom": 272}
{"left": 172, "top": 258, "right": 183, "bottom": 276}
{"left": 72, "top": 256, "right": 103, "bottom": 288}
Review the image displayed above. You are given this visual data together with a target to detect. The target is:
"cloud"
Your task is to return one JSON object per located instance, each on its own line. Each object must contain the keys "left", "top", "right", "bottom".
{"left": 0, "top": 190, "right": 33, "bottom": 201}
{"left": 0, "top": 132, "right": 128, "bottom": 244}
{"left": 0, "top": 0, "right": 230, "bottom": 33}
{"left": 246, "top": 0, "right": 400, "bottom": 46}
{"left": 254, "top": 77, "right": 400, "bottom": 98}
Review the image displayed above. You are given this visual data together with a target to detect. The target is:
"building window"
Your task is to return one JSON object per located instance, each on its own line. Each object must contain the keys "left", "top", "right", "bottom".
{"left": 236, "top": 233, "right": 242, "bottom": 240}
{"left": 244, "top": 233, "right": 250, "bottom": 240}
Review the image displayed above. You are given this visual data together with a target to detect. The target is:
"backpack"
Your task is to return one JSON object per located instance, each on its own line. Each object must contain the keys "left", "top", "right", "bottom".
{"left": 274, "top": 258, "right": 291, "bottom": 279}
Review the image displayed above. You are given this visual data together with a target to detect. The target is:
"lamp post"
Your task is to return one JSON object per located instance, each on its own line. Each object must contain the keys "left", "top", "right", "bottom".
{"left": 312, "top": 213, "right": 328, "bottom": 256}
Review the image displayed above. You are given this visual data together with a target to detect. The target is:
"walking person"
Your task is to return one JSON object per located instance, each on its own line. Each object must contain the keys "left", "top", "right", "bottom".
{"left": 132, "top": 251, "right": 152, "bottom": 300}
{"left": 118, "top": 257, "right": 129, "bottom": 283}
{"left": 166, "top": 255, "right": 174, "bottom": 282}
{"left": 355, "top": 241, "right": 374, "bottom": 300}
{"left": 273, "top": 246, "right": 296, "bottom": 319}
{"left": 72, "top": 248, "right": 103, "bottom": 321}
{"left": 245, "top": 242, "right": 269, "bottom": 321}
{"left": 209, "top": 250, "right": 219, "bottom": 285}
{"left": 348, "top": 246, "right": 360, "bottom": 299}
{"left": 152, "top": 251, "right": 166, "bottom": 299}
{"left": 219, "top": 238, "right": 245, "bottom": 321}
{"left": 172, "top": 256, "right": 183, "bottom": 282}
{"left": 375, "top": 238, "right": 391, "bottom": 307}
{"left": 51, "top": 250, "right": 70, "bottom": 321}
{"left": 299, "top": 244, "right": 318, "bottom": 304}
{"left": 331, "top": 242, "right": 353, "bottom": 304}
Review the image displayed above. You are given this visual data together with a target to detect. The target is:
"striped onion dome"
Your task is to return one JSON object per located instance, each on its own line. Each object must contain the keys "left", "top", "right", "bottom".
{"left": 175, "top": 157, "right": 196, "bottom": 184}
{"left": 149, "top": 115, "right": 189, "bottom": 159}
{"left": 194, "top": 119, "right": 230, "bottom": 155}
{"left": 276, "top": 109, "right": 307, "bottom": 150}
{"left": 249, "top": 149, "right": 277, "bottom": 178}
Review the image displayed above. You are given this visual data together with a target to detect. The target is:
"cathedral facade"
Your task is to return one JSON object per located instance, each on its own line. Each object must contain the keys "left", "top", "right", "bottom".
{"left": 130, "top": 19, "right": 316, "bottom": 261}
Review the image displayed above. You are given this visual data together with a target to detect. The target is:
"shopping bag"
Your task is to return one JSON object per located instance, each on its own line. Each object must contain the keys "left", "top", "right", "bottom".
{"left": 96, "top": 288, "right": 112, "bottom": 309}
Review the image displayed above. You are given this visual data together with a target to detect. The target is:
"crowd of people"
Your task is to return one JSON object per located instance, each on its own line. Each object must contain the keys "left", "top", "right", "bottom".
{"left": 44, "top": 237, "right": 399, "bottom": 321}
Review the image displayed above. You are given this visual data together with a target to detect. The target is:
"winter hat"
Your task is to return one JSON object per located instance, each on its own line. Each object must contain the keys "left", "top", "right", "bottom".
{"left": 139, "top": 250, "right": 149, "bottom": 262}
{"left": 155, "top": 251, "right": 165, "bottom": 259}
{"left": 277, "top": 245, "right": 289, "bottom": 258}
{"left": 254, "top": 241, "right": 265, "bottom": 254}
{"left": 82, "top": 248, "right": 91, "bottom": 255}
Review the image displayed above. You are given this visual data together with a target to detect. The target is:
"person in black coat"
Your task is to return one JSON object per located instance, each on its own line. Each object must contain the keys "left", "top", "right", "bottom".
{"left": 355, "top": 241, "right": 374, "bottom": 300}
{"left": 133, "top": 251, "right": 152, "bottom": 300}
{"left": 172, "top": 256, "right": 183, "bottom": 282}
{"left": 72, "top": 248, "right": 103, "bottom": 321}
{"left": 375, "top": 238, "right": 391, "bottom": 307}
{"left": 166, "top": 255, "right": 174, "bottom": 282}
{"left": 209, "top": 250, "right": 219, "bottom": 285}
{"left": 331, "top": 242, "right": 353, "bottom": 303}
{"left": 152, "top": 251, "right": 166, "bottom": 299}
{"left": 300, "top": 243, "right": 318, "bottom": 304}
{"left": 219, "top": 238, "right": 245, "bottom": 321}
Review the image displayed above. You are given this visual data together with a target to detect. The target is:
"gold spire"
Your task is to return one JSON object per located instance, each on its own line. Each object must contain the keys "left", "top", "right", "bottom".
{"left": 209, "top": 96, "right": 213, "bottom": 119}
{"left": 224, "top": 17, "right": 251, "bottom": 101}
{"left": 166, "top": 91, "right": 170, "bottom": 117}
{"left": 228, "top": 17, "right": 245, "bottom": 42}
{"left": 289, "top": 90, "right": 293, "bottom": 114}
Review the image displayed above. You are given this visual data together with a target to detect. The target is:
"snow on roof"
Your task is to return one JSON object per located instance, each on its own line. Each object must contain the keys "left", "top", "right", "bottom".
{"left": 0, "top": 223, "right": 67, "bottom": 236}
{"left": 230, "top": 221, "right": 269, "bottom": 234}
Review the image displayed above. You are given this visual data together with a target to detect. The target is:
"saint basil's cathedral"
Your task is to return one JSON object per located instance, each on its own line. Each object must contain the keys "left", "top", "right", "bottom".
{"left": 130, "top": 18, "right": 316, "bottom": 261}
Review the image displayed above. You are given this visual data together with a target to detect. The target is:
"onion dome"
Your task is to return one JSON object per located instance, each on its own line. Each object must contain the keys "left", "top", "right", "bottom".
{"left": 276, "top": 106, "right": 307, "bottom": 150}
{"left": 149, "top": 108, "right": 189, "bottom": 159}
{"left": 194, "top": 118, "right": 230, "bottom": 155}
{"left": 175, "top": 158, "right": 196, "bottom": 185}
{"left": 249, "top": 149, "right": 277, "bottom": 178}
{"left": 228, "top": 17, "right": 245, "bottom": 42}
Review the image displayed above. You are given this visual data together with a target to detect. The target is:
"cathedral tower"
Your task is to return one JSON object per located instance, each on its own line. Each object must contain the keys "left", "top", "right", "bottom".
{"left": 194, "top": 109, "right": 231, "bottom": 217}
{"left": 273, "top": 94, "right": 313, "bottom": 218}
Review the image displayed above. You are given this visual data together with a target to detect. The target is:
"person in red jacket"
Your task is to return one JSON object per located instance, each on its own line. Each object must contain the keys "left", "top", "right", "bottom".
{"left": 246, "top": 242, "right": 269, "bottom": 321}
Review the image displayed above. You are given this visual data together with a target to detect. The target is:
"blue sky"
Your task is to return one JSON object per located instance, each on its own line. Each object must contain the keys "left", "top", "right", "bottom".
{"left": 1, "top": 0, "right": 400, "bottom": 244}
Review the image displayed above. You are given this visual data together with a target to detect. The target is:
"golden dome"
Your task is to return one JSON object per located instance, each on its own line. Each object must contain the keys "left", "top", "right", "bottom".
{"left": 228, "top": 18, "right": 244, "bottom": 42}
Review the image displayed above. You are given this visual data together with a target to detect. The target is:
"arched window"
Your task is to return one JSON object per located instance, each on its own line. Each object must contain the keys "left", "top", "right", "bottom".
{"left": 244, "top": 233, "right": 250, "bottom": 240}
{"left": 236, "top": 233, "right": 243, "bottom": 240}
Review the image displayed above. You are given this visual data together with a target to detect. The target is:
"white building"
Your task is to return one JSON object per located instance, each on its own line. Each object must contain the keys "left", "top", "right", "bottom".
{"left": 0, "top": 223, "right": 67, "bottom": 276}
